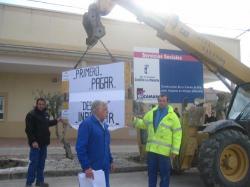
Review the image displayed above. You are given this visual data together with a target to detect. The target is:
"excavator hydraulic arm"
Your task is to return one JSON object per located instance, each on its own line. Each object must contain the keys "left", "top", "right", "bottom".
{"left": 83, "top": 0, "right": 250, "bottom": 86}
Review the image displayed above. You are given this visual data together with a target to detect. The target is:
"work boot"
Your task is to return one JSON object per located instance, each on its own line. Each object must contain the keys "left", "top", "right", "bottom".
{"left": 35, "top": 182, "right": 49, "bottom": 187}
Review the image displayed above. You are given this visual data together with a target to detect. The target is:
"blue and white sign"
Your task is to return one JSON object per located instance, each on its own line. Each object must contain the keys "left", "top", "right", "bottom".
{"left": 134, "top": 47, "right": 204, "bottom": 103}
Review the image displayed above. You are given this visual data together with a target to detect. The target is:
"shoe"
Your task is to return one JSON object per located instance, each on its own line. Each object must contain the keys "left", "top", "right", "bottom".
{"left": 25, "top": 185, "right": 32, "bottom": 187}
{"left": 35, "top": 182, "right": 49, "bottom": 187}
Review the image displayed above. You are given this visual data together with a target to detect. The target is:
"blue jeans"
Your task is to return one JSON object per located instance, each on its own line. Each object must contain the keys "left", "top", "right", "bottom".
{"left": 147, "top": 152, "right": 171, "bottom": 187}
{"left": 26, "top": 146, "right": 47, "bottom": 185}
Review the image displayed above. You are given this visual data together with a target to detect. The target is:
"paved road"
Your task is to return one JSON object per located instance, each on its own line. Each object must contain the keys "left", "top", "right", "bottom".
{"left": 0, "top": 170, "right": 205, "bottom": 187}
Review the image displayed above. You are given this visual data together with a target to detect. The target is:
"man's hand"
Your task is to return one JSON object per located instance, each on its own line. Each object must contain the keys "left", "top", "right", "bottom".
{"left": 135, "top": 115, "right": 143, "bottom": 119}
{"left": 170, "top": 153, "right": 177, "bottom": 159}
{"left": 32, "top": 141, "right": 39, "bottom": 149}
{"left": 125, "top": 124, "right": 132, "bottom": 128}
{"left": 85, "top": 168, "right": 94, "bottom": 179}
{"left": 129, "top": 116, "right": 142, "bottom": 129}
{"left": 111, "top": 163, "right": 115, "bottom": 172}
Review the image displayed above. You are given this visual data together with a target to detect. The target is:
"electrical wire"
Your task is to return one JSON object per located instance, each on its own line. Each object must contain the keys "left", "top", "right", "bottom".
{"left": 5, "top": 0, "right": 250, "bottom": 33}
{"left": 23, "top": 0, "right": 86, "bottom": 10}
{"left": 235, "top": 28, "right": 250, "bottom": 39}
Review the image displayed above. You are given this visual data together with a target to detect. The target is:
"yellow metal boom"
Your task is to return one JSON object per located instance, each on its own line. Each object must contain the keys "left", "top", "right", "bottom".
{"left": 85, "top": 0, "right": 250, "bottom": 86}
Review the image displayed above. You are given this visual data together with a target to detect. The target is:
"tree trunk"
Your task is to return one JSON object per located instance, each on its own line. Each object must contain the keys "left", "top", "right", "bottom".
{"left": 55, "top": 121, "right": 74, "bottom": 159}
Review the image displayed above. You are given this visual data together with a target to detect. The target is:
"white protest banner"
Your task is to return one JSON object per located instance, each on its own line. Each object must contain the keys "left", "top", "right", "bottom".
{"left": 62, "top": 62, "right": 125, "bottom": 131}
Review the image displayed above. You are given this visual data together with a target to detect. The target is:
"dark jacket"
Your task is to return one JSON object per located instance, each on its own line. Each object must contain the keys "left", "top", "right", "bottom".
{"left": 25, "top": 108, "right": 57, "bottom": 147}
{"left": 76, "top": 115, "right": 113, "bottom": 171}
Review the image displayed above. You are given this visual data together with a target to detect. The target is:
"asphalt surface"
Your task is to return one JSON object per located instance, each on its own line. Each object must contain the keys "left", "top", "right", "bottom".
{"left": 0, "top": 170, "right": 205, "bottom": 187}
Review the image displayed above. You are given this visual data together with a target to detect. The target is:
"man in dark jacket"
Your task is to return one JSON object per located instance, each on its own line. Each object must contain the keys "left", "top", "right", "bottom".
{"left": 76, "top": 100, "right": 114, "bottom": 187}
{"left": 25, "top": 98, "right": 61, "bottom": 187}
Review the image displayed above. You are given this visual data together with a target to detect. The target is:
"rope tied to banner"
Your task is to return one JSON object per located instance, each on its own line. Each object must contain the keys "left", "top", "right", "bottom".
{"left": 73, "top": 39, "right": 116, "bottom": 69}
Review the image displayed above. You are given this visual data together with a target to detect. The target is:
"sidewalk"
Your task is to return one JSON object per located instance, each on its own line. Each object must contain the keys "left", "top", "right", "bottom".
{"left": 0, "top": 138, "right": 137, "bottom": 147}
{"left": 0, "top": 138, "right": 145, "bottom": 180}
{"left": 0, "top": 138, "right": 138, "bottom": 155}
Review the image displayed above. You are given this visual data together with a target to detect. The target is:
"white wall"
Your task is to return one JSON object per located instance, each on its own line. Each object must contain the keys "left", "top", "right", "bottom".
{"left": 0, "top": 4, "right": 241, "bottom": 59}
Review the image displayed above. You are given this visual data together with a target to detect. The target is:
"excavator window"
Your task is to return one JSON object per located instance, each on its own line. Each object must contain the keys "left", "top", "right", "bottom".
{"left": 239, "top": 103, "right": 250, "bottom": 120}
{"left": 228, "top": 83, "right": 250, "bottom": 120}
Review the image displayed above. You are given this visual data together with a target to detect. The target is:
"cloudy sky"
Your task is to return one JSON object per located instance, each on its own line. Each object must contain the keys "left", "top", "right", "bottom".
{"left": 1, "top": 0, "right": 249, "bottom": 91}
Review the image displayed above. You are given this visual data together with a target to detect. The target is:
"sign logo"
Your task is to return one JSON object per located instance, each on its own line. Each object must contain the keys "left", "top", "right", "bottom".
{"left": 144, "top": 64, "right": 149, "bottom": 74}
{"left": 137, "top": 88, "right": 145, "bottom": 99}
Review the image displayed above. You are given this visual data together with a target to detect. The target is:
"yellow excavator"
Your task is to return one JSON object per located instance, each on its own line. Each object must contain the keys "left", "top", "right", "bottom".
{"left": 82, "top": 1, "right": 250, "bottom": 187}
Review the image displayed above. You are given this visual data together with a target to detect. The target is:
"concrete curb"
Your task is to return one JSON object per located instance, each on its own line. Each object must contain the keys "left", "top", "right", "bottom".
{"left": 0, "top": 166, "right": 147, "bottom": 180}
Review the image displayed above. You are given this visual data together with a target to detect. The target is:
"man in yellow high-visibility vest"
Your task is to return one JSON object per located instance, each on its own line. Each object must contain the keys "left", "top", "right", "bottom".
{"left": 133, "top": 94, "right": 182, "bottom": 187}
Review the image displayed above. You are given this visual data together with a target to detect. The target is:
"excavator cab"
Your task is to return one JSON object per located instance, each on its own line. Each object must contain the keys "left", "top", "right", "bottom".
{"left": 228, "top": 83, "right": 250, "bottom": 136}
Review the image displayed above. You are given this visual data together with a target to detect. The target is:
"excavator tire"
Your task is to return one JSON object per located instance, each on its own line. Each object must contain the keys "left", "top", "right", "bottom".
{"left": 198, "top": 129, "right": 250, "bottom": 187}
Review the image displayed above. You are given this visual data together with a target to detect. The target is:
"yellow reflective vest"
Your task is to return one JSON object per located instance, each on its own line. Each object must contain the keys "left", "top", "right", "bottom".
{"left": 133, "top": 105, "right": 182, "bottom": 156}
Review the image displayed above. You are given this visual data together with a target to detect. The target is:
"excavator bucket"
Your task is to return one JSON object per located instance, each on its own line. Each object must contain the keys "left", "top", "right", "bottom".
{"left": 82, "top": 3, "right": 106, "bottom": 48}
